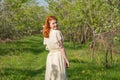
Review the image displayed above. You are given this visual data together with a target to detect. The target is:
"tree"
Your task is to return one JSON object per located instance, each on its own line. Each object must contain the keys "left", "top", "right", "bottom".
{"left": 0, "top": 0, "right": 46, "bottom": 40}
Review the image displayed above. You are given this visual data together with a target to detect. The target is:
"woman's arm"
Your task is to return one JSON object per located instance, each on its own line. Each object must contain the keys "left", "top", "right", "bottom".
{"left": 58, "top": 40, "right": 70, "bottom": 68}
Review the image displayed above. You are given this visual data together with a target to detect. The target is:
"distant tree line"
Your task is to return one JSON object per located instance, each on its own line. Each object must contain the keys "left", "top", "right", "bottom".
{"left": 0, "top": 0, "right": 120, "bottom": 44}
{"left": 0, "top": 0, "right": 46, "bottom": 40}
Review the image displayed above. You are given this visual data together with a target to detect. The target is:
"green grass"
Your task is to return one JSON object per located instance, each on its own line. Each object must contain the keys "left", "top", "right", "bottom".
{"left": 0, "top": 34, "right": 120, "bottom": 80}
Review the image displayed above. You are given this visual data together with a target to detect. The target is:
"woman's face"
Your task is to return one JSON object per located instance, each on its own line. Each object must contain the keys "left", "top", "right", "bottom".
{"left": 49, "top": 19, "right": 58, "bottom": 30}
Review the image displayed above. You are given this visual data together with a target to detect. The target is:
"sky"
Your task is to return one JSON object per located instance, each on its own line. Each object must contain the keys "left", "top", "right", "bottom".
{"left": 35, "top": 0, "right": 48, "bottom": 6}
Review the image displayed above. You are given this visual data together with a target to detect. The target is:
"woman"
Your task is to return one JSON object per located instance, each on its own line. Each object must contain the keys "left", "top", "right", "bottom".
{"left": 43, "top": 16, "right": 69, "bottom": 80}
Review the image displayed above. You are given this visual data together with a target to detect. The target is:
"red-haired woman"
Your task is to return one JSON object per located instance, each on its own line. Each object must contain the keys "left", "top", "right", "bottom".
{"left": 43, "top": 16, "right": 69, "bottom": 80}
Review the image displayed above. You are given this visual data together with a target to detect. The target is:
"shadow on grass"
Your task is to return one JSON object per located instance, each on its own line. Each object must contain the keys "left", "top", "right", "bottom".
{"left": 0, "top": 66, "right": 45, "bottom": 80}
{"left": 70, "top": 59, "right": 89, "bottom": 64}
{"left": 64, "top": 42, "right": 89, "bottom": 50}
{"left": 0, "top": 35, "right": 46, "bottom": 56}
{"left": 0, "top": 47, "right": 45, "bottom": 56}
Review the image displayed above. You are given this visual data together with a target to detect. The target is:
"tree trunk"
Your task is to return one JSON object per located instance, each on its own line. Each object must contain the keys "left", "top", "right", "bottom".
{"left": 105, "top": 49, "right": 109, "bottom": 68}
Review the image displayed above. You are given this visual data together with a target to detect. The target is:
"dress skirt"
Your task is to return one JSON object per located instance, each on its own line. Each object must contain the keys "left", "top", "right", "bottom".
{"left": 45, "top": 50, "right": 68, "bottom": 80}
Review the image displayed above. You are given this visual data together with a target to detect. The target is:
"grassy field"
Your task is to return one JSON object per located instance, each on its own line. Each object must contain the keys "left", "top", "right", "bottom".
{"left": 0, "top": 35, "right": 120, "bottom": 80}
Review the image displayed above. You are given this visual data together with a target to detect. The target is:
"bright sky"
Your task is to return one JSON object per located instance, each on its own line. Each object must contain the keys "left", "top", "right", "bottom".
{"left": 36, "top": 0, "right": 48, "bottom": 6}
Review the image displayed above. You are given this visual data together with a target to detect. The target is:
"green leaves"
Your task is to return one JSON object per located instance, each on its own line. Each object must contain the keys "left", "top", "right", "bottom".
{"left": 45, "top": 0, "right": 120, "bottom": 46}
{"left": 0, "top": 0, "right": 46, "bottom": 40}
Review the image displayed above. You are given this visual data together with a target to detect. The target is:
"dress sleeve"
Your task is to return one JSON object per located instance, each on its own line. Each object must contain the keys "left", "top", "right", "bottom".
{"left": 43, "top": 38, "right": 49, "bottom": 50}
{"left": 56, "top": 30, "right": 64, "bottom": 41}
{"left": 43, "top": 38, "right": 46, "bottom": 45}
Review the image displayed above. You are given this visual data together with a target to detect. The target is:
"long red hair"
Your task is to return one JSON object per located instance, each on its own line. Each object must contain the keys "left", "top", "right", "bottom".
{"left": 42, "top": 16, "right": 57, "bottom": 38}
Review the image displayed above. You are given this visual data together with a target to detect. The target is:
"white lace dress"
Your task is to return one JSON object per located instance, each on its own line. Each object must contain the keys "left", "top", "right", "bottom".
{"left": 44, "top": 29, "right": 68, "bottom": 80}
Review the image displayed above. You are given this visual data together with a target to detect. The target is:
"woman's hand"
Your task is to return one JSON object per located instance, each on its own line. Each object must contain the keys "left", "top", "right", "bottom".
{"left": 65, "top": 59, "right": 70, "bottom": 68}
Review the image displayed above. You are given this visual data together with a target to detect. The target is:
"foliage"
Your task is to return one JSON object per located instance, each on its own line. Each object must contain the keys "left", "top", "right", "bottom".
{"left": 0, "top": 0, "right": 46, "bottom": 40}
{"left": 45, "top": 0, "right": 120, "bottom": 47}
